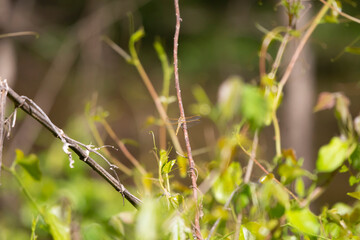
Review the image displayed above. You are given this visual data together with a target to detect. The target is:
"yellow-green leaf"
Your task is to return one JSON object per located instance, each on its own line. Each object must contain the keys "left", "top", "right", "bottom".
{"left": 316, "top": 137, "right": 349, "bottom": 172}
{"left": 15, "top": 149, "right": 42, "bottom": 181}
{"left": 286, "top": 208, "right": 320, "bottom": 236}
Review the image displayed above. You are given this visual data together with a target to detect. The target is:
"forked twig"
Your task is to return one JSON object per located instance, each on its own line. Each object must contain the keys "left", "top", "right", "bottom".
{"left": 173, "top": 0, "right": 202, "bottom": 239}
{"left": 4, "top": 86, "right": 142, "bottom": 208}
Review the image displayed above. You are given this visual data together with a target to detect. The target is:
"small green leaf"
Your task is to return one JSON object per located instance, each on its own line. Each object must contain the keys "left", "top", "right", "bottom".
{"left": 159, "top": 149, "right": 169, "bottom": 169}
{"left": 162, "top": 159, "right": 176, "bottom": 174}
{"left": 15, "top": 149, "right": 42, "bottom": 181}
{"left": 316, "top": 137, "right": 349, "bottom": 172}
{"left": 286, "top": 208, "right": 320, "bottom": 236}
{"left": 347, "top": 191, "right": 360, "bottom": 200}
{"left": 295, "top": 178, "right": 305, "bottom": 197}
{"left": 349, "top": 175, "right": 360, "bottom": 186}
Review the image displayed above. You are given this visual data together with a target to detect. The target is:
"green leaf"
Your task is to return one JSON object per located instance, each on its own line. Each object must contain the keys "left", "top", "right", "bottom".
{"left": 238, "top": 222, "right": 269, "bottom": 240}
{"left": 261, "top": 181, "right": 289, "bottom": 209}
{"left": 136, "top": 198, "right": 161, "bottom": 240}
{"left": 316, "top": 137, "right": 350, "bottom": 172}
{"left": 345, "top": 46, "right": 360, "bottom": 55}
{"left": 240, "top": 85, "right": 269, "bottom": 129}
{"left": 217, "top": 76, "right": 243, "bottom": 123}
{"left": 286, "top": 208, "right": 320, "bottom": 236}
{"left": 347, "top": 191, "right": 360, "bottom": 200}
{"left": 43, "top": 205, "right": 71, "bottom": 240}
{"left": 325, "top": 222, "right": 341, "bottom": 239}
{"left": 169, "top": 215, "right": 190, "bottom": 240}
{"left": 278, "top": 164, "right": 306, "bottom": 185}
{"left": 212, "top": 162, "right": 242, "bottom": 204}
{"left": 82, "top": 223, "right": 110, "bottom": 240}
{"left": 295, "top": 177, "right": 305, "bottom": 197}
{"left": 349, "top": 175, "right": 360, "bottom": 186}
{"left": 162, "top": 159, "right": 176, "bottom": 174}
{"left": 15, "top": 149, "right": 42, "bottom": 181}
{"left": 350, "top": 143, "right": 360, "bottom": 170}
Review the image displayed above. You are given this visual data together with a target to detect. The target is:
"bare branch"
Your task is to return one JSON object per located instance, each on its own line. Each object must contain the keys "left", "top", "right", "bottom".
{"left": 173, "top": 0, "right": 202, "bottom": 239}
{"left": 4, "top": 86, "right": 142, "bottom": 209}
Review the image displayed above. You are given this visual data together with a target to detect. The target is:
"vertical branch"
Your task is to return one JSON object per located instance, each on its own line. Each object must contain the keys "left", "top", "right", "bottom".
{"left": 0, "top": 78, "right": 8, "bottom": 181}
{"left": 173, "top": 0, "right": 202, "bottom": 239}
{"left": 244, "top": 130, "right": 259, "bottom": 184}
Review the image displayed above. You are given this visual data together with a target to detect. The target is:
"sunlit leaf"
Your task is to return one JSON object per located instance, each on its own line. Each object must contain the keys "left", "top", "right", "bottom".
{"left": 234, "top": 184, "right": 251, "bottom": 212}
{"left": 295, "top": 177, "right": 305, "bottom": 197}
{"left": 261, "top": 181, "right": 289, "bottom": 209}
{"left": 240, "top": 85, "right": 269, "bottom": 129}
{"left": 354, "top": 115, "right": 360, "bottom": 136}
{"left": 212, "top": 162, "right": 242, "bottom": 204}
{"left": 347, "top": 192, "right": 360, "bottom": 200}
{"left": 108, "top": 214, "right": 125, "bottom": 237}
{"left": 162, "top": 159, "right": 176, "bottom": 174}
{"left": 136, "top": 198, "right": 161, "bottom": 240}
{"left": 43, "top": 205, "right": 71, "bottom": 240}
{"left": 345, "top": 47, "right": 360, "bottom": 55}
{"left": 142, "top": 173, "right": 153, "bottom": 193}
{"left": 282, "top": 149, "right": 297, "bottom": 163}
{"left": 217, "top": 76, "right": 243, "bottom": 122}
{"left": 349, "top": 175, "right": 360, "bottom": 186}
{"left": 316, "top": 137, "right": 350, "bottom": 172}
{"left": 278, "top": 164, "right": 306, "bottom": 185}
{"left": 325, "top": 222, "right": 341, "bottom": 239}
{"left": 314, "top": 92, "right": 335, "bottom": 112}
{"left": 169, "top": 215, "right": 190, "bottom": 240}
{"left": 15, "top": 149, "right": 42, "bottom": 181}
{"left": 159, "top": 149, "right": 169, "bottom": 170}
{"left": 286, "top": 208, "right": 320, "bottom": 236}
{"left": 176, "top": 155, "right": 188, "bottom": 178}
{"left": 335, "top": 94, "right": 350, "bottom": 125}
{"left": 169, "top": 194, "right": 184, "bottom": 209}
{"left": 259, "top": 173, "right": 274, "bottom": 183}
{"left": 238, "top": 222, "right": 269, "bottom": 240}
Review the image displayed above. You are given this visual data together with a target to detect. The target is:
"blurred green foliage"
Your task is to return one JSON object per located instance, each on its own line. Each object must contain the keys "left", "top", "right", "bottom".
{"left": 1, "top": 0, "right": 360, "bottom": 239}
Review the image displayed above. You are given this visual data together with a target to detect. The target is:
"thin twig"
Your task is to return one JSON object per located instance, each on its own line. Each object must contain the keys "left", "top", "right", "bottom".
{"left": 5, "top": 86, "right": 142, "bottom": 208}
{"left": 238, "top": 143, "right": 300, "bottom": 204}
{"left": 173, "top": 0, "right": 202, "bottom": 239}
{"left": 0, "top": 31, "right": 39, "bottom": 39}
{"left": 102, "top": 119, "right": 147, "bottom": 176}
{"left": 274, "top": 0, "right": 332, "bottom": 106}
{"left": 271, "top": 0, "right": 333, "bottom": 156}
{"left": 244, "top": 130, "right": 259, "bottom": 184}
{"left": 319, "top": 0, "right": 360, "bottom": 24}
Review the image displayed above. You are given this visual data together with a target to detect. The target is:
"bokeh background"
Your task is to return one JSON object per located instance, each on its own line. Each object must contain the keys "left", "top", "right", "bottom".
{"left": 1, "top": 0, "right": 360, "bottom": 238}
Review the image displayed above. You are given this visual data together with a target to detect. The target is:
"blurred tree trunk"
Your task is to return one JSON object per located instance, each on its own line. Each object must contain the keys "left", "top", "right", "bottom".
{"left": 0, "top": 0, "right": 16, "bottom": 85}
{"left": 282, "top": 1, "right": 315, "bottom": 170}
